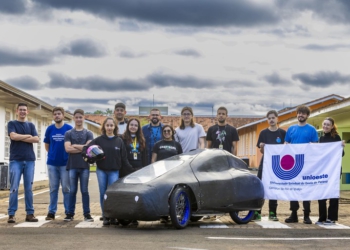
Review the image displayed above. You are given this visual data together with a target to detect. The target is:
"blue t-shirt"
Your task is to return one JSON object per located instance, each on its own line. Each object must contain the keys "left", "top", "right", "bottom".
{"left": 44, "top": 123, "right": 73, "bottom": 166}
{"left": 150, "top": 126, "right": 162, "bottom": 149}
{"left": 8, "top": 120, "right": 38, "bottom": 161}
{"left": 285, "top": 124, "right": 318, "bottom": 144}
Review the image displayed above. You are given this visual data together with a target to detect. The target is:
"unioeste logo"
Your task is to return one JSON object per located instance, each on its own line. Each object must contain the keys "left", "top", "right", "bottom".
{"left": 272, "top": 154, "right": 304, "bottom": 180}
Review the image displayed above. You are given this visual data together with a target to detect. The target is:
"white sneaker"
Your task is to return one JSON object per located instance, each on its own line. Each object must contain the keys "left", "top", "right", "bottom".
{"left": 324, "top": 219, "right": 335, "bottom": 225}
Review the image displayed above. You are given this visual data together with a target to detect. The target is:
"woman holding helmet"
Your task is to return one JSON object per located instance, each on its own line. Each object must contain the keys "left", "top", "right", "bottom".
{"left": 84, "top": 117, "right": 132, "bottom": 226}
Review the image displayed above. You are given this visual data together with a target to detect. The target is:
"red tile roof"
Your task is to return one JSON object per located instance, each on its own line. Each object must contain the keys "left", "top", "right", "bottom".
{"left": 84, "top": 114, "right": 261, "bottom": 132}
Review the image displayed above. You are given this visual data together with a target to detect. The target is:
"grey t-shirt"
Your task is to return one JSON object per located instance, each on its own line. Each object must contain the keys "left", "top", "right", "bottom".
{"left": 175, "top": 123, "right": 206, "bottom": 153}
{"left": 64, "top": 128, "right": 93, "bottom": 169}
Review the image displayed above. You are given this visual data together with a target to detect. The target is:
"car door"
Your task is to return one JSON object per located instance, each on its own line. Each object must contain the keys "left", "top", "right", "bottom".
{"left": 190, "top": 150, "right": 234, "bottom": 210}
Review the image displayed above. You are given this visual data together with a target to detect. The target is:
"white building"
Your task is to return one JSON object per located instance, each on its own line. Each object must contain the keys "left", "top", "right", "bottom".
{"left": 0, "top": 80, "right": 101, "bottom": 182}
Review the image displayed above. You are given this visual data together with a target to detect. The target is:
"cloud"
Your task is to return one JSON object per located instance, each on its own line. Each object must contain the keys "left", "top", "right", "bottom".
{"left": 39, "top": 71, "right": 257, "bottom": 92}
{"left": 59, "top": 39, "right": 107, "bottom": 57}
{"left": 0, "top": 47, "right": 54, "bottom": 66}
{"left": 277, "top": 0, "right": 350, "bottom": 25}
{"left": 32, "top": 0, "right": 279, "bottom": 27}
{"left": 118, "top": 49, "right": 147, "bottom": 58}
{"left": 292, "top": 71, "right": 350, "bottom": 87}
{"left": 0, "top": 0, "right": 27, "bottom": 14}
{"left": 301, "top": 44, "right": 350, "bottom": 51}
{"left": 173, "top": 49, "right": 201, "bottom": 58}
{"left": 263, "top": 72, "right": 292, "bottom": 85}
{"left": 6, "top": 75, "right": 43, "bottom": 90}
{"left": 261, "top": 25, "right": 309, "bottom": 37}
{"left": 0, "top": 38, "right": 106, "bottom": 66}
{"left": 45, "top": 72, "right": 217, "bottom": 91}
{"left": 119, "top": 20, "right": 141, "bottom": 31}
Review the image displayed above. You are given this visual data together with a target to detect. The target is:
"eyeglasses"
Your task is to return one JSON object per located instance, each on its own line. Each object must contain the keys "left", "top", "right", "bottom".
{"left": 163, "top": 130, "right": 172, "bottom": 133}
{"left": 182, "top": 113, "right": 192, "bottom": 116}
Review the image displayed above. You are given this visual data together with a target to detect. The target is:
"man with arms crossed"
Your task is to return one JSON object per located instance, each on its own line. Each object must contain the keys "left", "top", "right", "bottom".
{"left": 175, "top": 106, "right": 206, "bottom": 153}
{"left": 254, "top": 110, "right": 286, "bottom": 221}
{"left": 44, "top": 107, "right": 72, "bottom": 220}
{"left": 7, "top": 103, "right": 39, "bottom": 223}
{"left": 114, "top": 103, "right": 128, "bottom": 135}
{"left": 206, "top": 107, "right": 239, "bottom": 155}
{"left": 64, "top": 109, "right": 94, "bottom": 222}
{"left": 142, "top": 108, "right": 164, "bottom": 164}
{"left": 284, "top": 105, "right": 318, "bottom": 224}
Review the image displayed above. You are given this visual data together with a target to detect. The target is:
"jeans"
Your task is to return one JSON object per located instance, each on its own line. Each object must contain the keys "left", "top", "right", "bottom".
{"left": 47, "top": 165, "right": 70, "bottom": 215}
{"left": 96, "top": 168, "right": 119, "bottom": 215}
{"left": 8, "top": 160, "right": 35, "bottom": 216}
{"left": 67, "top": 168, "right": 90, "bottom": 216}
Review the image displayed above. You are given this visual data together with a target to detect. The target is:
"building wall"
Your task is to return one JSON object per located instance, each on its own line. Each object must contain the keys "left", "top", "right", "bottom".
{"left": 315, "top": 113, "right": 350, "bottom": 190}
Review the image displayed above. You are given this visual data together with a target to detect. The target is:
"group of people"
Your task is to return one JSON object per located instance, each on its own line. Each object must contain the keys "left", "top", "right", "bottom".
{"left": 6, "top": 102, "right": 343, "bottom": 226}
{"left": 255, "top": 105, "right": 344, "bottom": 225}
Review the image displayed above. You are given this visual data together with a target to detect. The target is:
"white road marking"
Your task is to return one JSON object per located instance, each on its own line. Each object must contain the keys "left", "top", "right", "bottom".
{"left": 308, "top": 216, "right": 350, "bottom": 229}
{"left": 168, "top": 248, "right": 208, "bottom": 250}
{"left": 75, "top": 216, "right": 103, "bottom": 228}
{"left": 14, "top": 216, "right": 51, "bottom": 228}
{"left": 255, "top": 216, "right": 290, "bottom": 228}
{"left": 207, "top": 237, "right": 350, "bottom": 241}
{"left": 200, "top": 219, "right": 229, "bottom": 228}
{"left": 317, "top": 223, "right": 350, "bottom": 229}
{"left": 0, "top": 214, "right": 7, "bottom": 219}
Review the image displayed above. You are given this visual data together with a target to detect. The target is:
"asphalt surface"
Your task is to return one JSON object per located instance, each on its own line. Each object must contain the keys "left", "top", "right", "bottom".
{"left": 1, "top": 172, "right": 350, "bottom": 249}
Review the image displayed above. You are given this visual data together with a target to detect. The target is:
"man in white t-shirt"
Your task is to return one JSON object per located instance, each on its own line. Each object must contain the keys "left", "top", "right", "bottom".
{"left": 175, "top": 106, "right": 206, "bottom": 153}
{"left": 114, "top": 103, "right": 128, "bottom": 136}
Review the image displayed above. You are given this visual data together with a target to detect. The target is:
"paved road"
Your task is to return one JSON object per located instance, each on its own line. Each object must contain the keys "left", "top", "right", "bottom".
{"left": 1, "top": 173, "right": 350, "bottom": 249}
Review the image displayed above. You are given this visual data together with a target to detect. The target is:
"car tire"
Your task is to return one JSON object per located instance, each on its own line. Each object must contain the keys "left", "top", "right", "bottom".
{"left": 118, "top": 219, "right": 131, "bottom": 226}
{"left": 169, "top": 186, "right": 191, "bottom": 229}
{"left": 229, "top": 210, "right": 254, "bottom": 224}
{"left": 190, "top": 216, "right": 203, "bottom": 222}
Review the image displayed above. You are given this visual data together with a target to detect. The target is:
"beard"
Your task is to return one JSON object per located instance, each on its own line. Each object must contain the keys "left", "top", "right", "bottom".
{"left": 151, "top": 118, "right": 159, "bottom": 125}
{"left": 55, "top": 119, "right": 63, "bottom": 124}
{"left": 298, "top": 116, "right": 307, "bottom": 123}
{"left": 218, "top": 118, "right": 226, "bottom": 124}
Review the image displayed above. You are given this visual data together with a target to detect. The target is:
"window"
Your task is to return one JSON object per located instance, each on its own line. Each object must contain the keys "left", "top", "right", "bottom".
{"left": 4, "top": 111, "right": 11, "bottom": 159}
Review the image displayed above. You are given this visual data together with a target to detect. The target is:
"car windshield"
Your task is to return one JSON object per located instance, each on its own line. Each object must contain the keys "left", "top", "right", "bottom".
{"left": 123, "top": 160, "right": 184, "bottom": 184}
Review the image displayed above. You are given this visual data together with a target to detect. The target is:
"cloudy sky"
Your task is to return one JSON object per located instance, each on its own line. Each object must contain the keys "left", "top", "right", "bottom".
{"left": 1, "top": 0, "right": 350, "bottom": 115}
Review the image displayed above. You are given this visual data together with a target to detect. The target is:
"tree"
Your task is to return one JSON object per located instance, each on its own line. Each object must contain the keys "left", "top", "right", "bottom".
{"left": 105, "top": 108, "right": 113, "bottom": 115}
{"left": 93, "top": 110, "right": 103, "bottom": 114}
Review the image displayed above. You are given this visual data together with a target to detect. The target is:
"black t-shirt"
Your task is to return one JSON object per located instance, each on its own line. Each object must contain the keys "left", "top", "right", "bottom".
{"left": 123, "top": 137, "right": 149, "bottom": 170}
{"left": 256, "top": 128, "right": 286, "bottom": 147}
{"left": 64, "top": 128, "right": 93, "bottom": 169}
{"left": 206, "top": 124, "right": 239, "bottom": 152}
{"left": 257, "top": 128, "right": 286, "bottom": 168}
{"left": 153, "top": 140, "right": 183, "bottom": 161}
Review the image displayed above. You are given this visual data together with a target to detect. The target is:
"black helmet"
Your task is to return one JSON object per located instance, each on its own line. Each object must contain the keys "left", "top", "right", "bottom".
{"left": 83, "top": 145, "right": 105, "bottom": 163}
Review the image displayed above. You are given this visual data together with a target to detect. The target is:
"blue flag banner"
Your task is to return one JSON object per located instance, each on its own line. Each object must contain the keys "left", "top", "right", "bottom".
{"left": 262, "top": 142, "right": 342, "bottom": 200}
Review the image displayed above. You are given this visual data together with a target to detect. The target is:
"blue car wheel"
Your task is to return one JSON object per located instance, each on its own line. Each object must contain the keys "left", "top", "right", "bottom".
{"left": 229, "top": 210, "right": 254, "bottom": 224}
{"left": 169, "top": 187, "right": 191, "bottom": 229}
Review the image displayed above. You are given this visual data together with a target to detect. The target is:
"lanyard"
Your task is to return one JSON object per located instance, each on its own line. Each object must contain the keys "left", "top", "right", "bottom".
{"left": 151, "top": 126, "right": 161, "bottom": 145}
{"left": 132, "top": 137, "right": 137, "bottom": 151}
